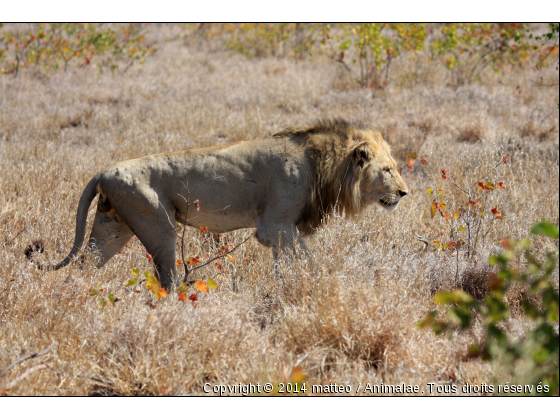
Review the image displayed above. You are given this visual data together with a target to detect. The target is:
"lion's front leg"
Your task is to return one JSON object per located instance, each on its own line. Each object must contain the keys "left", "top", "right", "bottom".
{"left": 257, "top": 222, "right": 309, "bottom": 260}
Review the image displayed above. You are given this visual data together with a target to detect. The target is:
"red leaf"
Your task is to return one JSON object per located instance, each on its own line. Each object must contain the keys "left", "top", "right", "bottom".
{"left": 421, "top": 158, "right": 428, "bottom": 165}
{"left": 339, "top": 51, "right": 344, "bottom": 60}
{"left": 491, "top": 207, "right": 502, "bottom": 219}
{"left": 178, "top": 292, "right": 188, "bottom": 303}
{"left": 441, "top": 169, "right": 447, "bottom": 179}
{"left": 406, "top": 159, "right": 415, "bottom": 170}
{"left": 189, "top": 294, "right": 198, "bottom": 301}
{"left": 146, "top": 252, "right": 153, "bottom": 263}
{"left": 503, "top": 155, "right": 508, "bottom": 164}
{"left": 468, "top": 201, "right": 475, "bottom": 206}
{"left": 497, "top": 182, "right": 505, "bottom": 189}
{"left": 477, "top": 182, "right": 484, "bottom": 190}
{"left": 188, "top": 256, "right": 202, "bottom": 265}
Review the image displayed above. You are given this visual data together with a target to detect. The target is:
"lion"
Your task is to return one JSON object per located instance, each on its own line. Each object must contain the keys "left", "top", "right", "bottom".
{"left": 27, "top": 119, "right": 408, "bottom": 291}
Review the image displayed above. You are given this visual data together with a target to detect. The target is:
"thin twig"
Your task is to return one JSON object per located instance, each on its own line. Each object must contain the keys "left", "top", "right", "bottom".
{"left": 185, "top": 205, "right": 230, "bottom": 223}
{"left": 6, "top": 361, "right": 60, "bottom": 389}
{"left": 446, "top": 174, "right": 469, "bottom": 194}
{"left": 187, "top": 176, "right": 225, "bottom": 195}
{"left": 412, "top": 230, "right": 429, "bottom": 246}
{"left": 469, "top": 159, "right": 506, "bottom": 190}
{"left": 4, "top": 227, "right": 26, "bottom": 246}
{"left": 0, "top": 342, "right": 56, "bottom": 379}
{"left": 190, "top": 232, "right": 254, "bottom": 273}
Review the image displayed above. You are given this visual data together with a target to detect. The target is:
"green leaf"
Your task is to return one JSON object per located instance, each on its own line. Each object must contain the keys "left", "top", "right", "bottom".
{"left": 483, "top": 296, "right": 509, "bottom": 323}
{"left": 448, "top": 307, "right": 472, "bottom": 330}
{"left": 108, "top": 294, "right": 115, "bottom": 302}
{"left": 487, "top": 324, "right": 507, "bottom": 346}
{"left": 427, "top": 188, "right": 433, "bottom": 195}
{"left": 99, "top": 298, "right": 107, "bottom": 308}
{"left": 207, "top": 278, "right": 218, "bottom": 290}
{"left": 125, "top": 278, "right": 138, "bottom": 287}
{"left": 522, "top": 300, "right": 539, "bottom": 319}
{"left": 531, "top": 221, "right": 559, "bottom": 239}
{"left": 131, "top": 267, "right": 140, "bottom": 276}
{"left": 435, "top": 290, "right": 474, "bottom": 305}
{"left": 89, "top": 289, "right": 99, "bottom": 296}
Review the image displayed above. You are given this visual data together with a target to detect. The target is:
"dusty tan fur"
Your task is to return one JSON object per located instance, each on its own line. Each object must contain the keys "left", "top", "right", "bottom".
{"left": 28, "top": 119, "right": 407, "bottom": 291}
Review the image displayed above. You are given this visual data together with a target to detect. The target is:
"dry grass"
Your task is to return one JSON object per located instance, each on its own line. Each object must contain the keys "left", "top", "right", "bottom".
{"left": 0, "top": 26, "right": 558, "bottom": 395}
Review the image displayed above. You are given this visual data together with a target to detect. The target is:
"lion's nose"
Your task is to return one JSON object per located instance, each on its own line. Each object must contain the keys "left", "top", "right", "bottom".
{"left": 399, "top": 190, "right": 408, "bottom": 197}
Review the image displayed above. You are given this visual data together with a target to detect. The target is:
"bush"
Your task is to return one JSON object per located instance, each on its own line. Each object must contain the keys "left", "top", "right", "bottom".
{"left": 0, "top": 23, "right": 156, "bottom": 76}
{"left": 419, "top": 221, "right": 559, "bottom": 395}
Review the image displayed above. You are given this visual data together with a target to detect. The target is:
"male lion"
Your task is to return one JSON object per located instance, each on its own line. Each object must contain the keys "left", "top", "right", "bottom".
{"left": 28, "top": 119, "right": 408, "bottom": 291}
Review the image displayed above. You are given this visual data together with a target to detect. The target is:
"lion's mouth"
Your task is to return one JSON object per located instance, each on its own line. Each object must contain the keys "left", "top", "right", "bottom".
{"left": 378, "top": 199, "right": 399, "bottom": 211}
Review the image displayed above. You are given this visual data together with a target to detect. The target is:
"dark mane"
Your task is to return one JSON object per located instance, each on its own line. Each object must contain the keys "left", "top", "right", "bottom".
{"left": 272, "top": 119, "right": 383, "bottom": 236}
{"left": 272, "top": 118, "right": 356, "bottom": 140}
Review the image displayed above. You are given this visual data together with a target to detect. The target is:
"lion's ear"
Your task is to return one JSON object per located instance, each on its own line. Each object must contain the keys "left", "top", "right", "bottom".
{"left": 354, "top": 142, "right": 372, "bottom": 168}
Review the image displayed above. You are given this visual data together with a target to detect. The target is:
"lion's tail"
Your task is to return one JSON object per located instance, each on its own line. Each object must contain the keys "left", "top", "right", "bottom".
{"left": 28, "top": 174, "right": 101, "bottom": 271}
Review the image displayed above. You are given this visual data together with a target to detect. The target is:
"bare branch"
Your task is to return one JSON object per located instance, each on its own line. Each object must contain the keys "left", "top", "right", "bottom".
{"left": 189, "top": 232, "right": 254, "bottom": 273}
{"left": 158, "top": 200, "right": 181, "bottom": 238}
{"left": 446, "top": 174, "right": 469, "bottom": 194}
{"left": 412, "top": 230, "right": 429, "bottom": 247}
{"left": 185, "top": 205, "right": 230, "bottom": 223}
{"left": 6, "top": 361, "right": 60, "bottom": 389}
{"left": 470, "top": 158, "right": 506, "bottom": 190}
{"left": 0, "top": 342, "right": 56, "bottom": 379}
{"left": 182, "top": 175, "right": 225, "bottom": 196}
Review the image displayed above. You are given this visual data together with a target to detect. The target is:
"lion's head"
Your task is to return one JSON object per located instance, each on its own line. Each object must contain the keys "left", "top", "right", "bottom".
{"left": 274, "top": 119, "right": 408, "bottom": 235}
{"left": 352, "top": 130, "right": 409, "bottom": 212}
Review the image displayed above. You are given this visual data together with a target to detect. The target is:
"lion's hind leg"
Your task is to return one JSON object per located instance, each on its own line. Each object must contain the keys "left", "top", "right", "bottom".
{"left": 113, "top": 207, "right": 179, "bottom": 292}
{"left": 86, "top": 209, "right": 134, "bottom": 268}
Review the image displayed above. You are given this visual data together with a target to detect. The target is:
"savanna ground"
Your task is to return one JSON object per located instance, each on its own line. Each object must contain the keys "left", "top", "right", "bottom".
{"left": 0, "top": 24, "right": 558, "bottom": 395}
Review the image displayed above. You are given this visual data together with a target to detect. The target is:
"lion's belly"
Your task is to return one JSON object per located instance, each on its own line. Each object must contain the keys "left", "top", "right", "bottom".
{"left": 182, "top": 208, "right": 261, "bottom": 233}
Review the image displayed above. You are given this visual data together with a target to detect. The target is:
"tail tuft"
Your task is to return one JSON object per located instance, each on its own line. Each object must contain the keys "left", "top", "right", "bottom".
{"left": 25, "top": 239, "right": 45, "bottom": 261}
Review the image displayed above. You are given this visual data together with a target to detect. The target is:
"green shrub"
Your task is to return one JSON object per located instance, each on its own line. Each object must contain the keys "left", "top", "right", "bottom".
{"left": 419, "top": 221, "right": 559, "bottom": 395}
{"left": 0, "top": 23, "right": 155, "bottom": 76}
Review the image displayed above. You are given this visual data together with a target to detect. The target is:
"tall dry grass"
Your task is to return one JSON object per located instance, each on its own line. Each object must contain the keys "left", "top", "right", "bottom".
{"left": 0, "top": 26, "right": 558, "bottom": 395}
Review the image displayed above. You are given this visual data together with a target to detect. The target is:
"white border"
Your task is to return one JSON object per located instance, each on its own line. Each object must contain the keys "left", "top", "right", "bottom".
{"left": 1, "top": 1, "right": 557, "bottom": 23}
